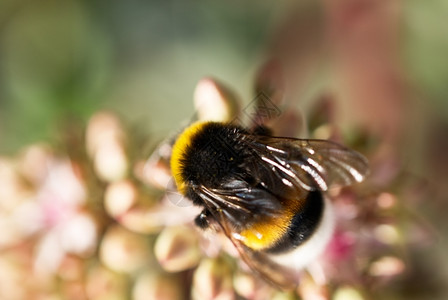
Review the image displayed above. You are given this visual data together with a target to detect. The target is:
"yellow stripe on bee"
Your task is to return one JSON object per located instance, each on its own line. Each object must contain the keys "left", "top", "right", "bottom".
{"left": 170, "top": 121, "right": 210, "bottom": 194}
{"left": 239, "top": 200, "right": 302, "bottom": 250}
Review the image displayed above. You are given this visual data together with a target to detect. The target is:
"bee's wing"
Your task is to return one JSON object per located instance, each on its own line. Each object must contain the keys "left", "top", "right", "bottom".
{"left": 194, "top": 180, "right": 283, "bottom": 229}
{"left": 227, "top": 226, "right": 300, "bottom": 289}
{"left": 194, "top": 184, "right": 300, "bottom": 289}
{"left": 247, "top": 136, "right": 369, "bottom": 193}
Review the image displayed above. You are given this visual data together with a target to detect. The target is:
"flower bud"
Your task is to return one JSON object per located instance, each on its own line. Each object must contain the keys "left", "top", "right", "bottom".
{"left": 233, "top": 272, "right": 274, "bottom": 300}
{"left": 86, "top": 112, "right": 128, "bottom": 182}
{"left": 194, "top": 77, "right": 240, "bottom": 122}
{"left": 333, "top": 286, "right": 364, "bottom": 300}
{"left": 369, "top": 256, "right": 405, "bottom": 277}
{"left": 140, "top": 157, "right": 172, "bottom": 190}
{"left": 373, "top": 224, "right": 400, "bottom": 245}
{"left": 86, "top": 265, "right": 128, "bottom": 300}
{"left": 192, "top": 258, "right": 234, "bottom": 300}
{"left": 100, "top": 225, "right": 150, "bottom": 273}
{"left": 93, "top": 140, "right": 128, "bottom": 182}
{"left": 86, "top": 111, "right": 124, "bottom": 158}
{"left": 104, "top": 180, "right": 137, "bottom": 218}
{"left": 133, "top": 271, "right": 182, "bottom": 300}
{"left": 18, "top": 144, "right": 53, "bottom": 185}
{"left": 297, "top": 272, "right": 328, "bottom": 300}
{"left": 154, "top": 226, "right": 201, "bottom": 272}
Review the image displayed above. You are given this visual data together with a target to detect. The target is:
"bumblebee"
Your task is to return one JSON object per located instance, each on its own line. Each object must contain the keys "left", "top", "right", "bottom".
{"left": 170, "top": 121, "right": 368, "bottom": 288}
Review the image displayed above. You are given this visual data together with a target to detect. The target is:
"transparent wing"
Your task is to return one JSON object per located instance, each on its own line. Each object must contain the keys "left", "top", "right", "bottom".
{"left": 193, "top": 180, "right": 283, "bottom": 229}
{"left": 246, "top": 135, "right": 369, "bottom": 194}
{"left": 227, "top": 227, "right": 301, "bottom": 289}
{"left": 194, "top": 183, "right": 301, "bottom": 289}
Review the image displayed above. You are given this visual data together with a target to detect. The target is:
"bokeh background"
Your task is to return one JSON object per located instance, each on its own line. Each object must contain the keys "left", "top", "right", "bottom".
{"left": 1, "top": 0, "right": 448, "bottom": 299}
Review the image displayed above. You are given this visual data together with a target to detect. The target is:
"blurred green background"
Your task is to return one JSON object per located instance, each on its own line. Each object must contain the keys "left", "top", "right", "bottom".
{"left": 1, "top": 0, "right": 447, "bottom": 152}
{"left": 0, "top": 0, "right": 289, "bottom": 153}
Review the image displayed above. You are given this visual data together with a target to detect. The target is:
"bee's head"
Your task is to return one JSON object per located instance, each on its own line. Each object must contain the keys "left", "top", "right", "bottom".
{"left": 171, "top": 121, "right": 246, "bottom": 194}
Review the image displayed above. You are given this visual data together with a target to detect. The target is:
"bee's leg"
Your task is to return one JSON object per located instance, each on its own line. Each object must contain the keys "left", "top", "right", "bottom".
{"left": 194, "top": 209, "right": 212, "bottom": 229}
{"left": 251, "top": 125, "right": 272, "bottom": 136}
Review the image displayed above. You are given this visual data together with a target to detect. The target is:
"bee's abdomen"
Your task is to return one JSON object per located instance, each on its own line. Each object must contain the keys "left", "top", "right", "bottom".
{"left": 266, "top": 191, "right": 324, "bottom": 254}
